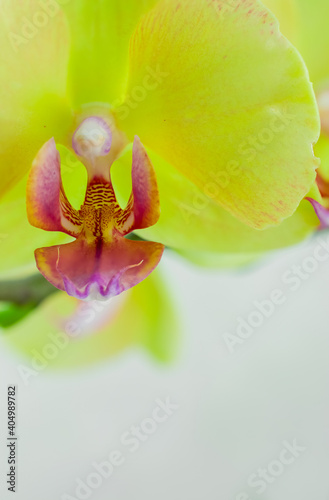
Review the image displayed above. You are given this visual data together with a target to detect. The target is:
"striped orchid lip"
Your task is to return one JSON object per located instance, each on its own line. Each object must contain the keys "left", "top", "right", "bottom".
{"left": 26, "top": 116, "right": 164, "bottom": 301}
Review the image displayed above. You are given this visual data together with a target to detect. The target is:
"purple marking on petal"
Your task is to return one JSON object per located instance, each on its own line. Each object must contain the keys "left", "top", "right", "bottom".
{"left": 62, "top": 276, "right": 91, "bottom": 301}
{"left": 103, "top": 260, "right": 145, "bottom": 298}
{"left": 306, "top": 198, "right": 329, "bottom": 230}
{"left": 72, "top": 117, "right": 112, "bottom": 159}
{"left": 62, "top": 273, "right": 121, "bottom": 301}
{"left": 61, "top": 264, "right": 142, "bottom": 301}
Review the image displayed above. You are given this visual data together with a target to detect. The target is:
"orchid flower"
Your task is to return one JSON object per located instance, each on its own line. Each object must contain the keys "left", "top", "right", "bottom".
{"left": 0, "top": 0, "right": 321, "bottom": 296}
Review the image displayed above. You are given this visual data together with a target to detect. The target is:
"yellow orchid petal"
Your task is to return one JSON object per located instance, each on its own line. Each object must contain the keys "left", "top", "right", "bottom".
{"left": 117, "top": 0, "right": 319, "bottom": 229}
{"left": 112, "top": 146, "right": 320, "bottom": 254}
{"left": 63, "top": 0, "right": 158, "bottom": 108}
{"left": 1, "top": 270, "right": 178, "bottom": 367}
{"left": 0, "top": 0, "right": 73, "bottom": 198}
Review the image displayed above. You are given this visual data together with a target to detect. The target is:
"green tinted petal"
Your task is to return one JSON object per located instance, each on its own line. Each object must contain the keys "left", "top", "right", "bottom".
{"left": 63, "top": 0, "right": 158, "bottom": 108}
{"left": 0, "top": 0, "right": 73, "bottom": 197}
{"left": 263, "top": 0, "right": 329, "bottom": 87}
{"left": 1, "top": 270, "right": 178, "bottom": 368}
{"left": 315, "top": 134, "right": 329, "bottom": 182}
{"left": 112, "top": 146, "right": 320, "bottom": 254}
{"left": 294, "top": 0, "right": 329, "bottom": 87}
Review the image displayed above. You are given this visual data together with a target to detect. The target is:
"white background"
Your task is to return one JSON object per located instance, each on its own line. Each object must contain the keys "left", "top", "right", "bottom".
{"left": 1, "top": 233, "right": 329, "bottom": 500}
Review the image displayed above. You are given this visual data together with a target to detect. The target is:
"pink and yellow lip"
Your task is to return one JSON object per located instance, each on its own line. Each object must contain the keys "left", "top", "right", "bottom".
{"left": 26, "top": 117, "right": 164, "bottom": 301}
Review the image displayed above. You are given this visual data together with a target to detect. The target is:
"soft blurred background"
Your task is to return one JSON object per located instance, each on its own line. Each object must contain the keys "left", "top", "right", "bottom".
{"left": 1, "top": 235, "right": 329, "bottom": 500}
{"left": 1, "top": 0, "right": 329, "bottom": 498}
